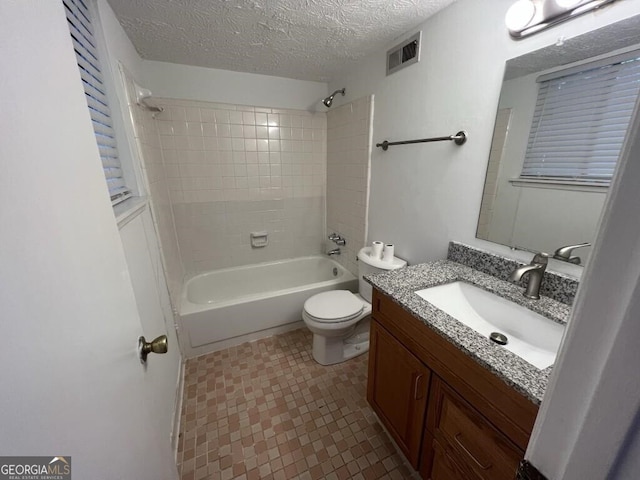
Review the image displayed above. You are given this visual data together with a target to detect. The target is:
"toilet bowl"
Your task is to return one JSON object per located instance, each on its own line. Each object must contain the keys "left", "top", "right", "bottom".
{"left": 302, "top": 247, "right": 407, "bottom": 365}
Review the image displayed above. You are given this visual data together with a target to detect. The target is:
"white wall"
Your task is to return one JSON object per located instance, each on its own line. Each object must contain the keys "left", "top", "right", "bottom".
{"left": 330, "top": 0, "right": 640, "bottom": 272}
{"left": 97, "top": 0, "right": 143, "bottom": 80}
{"left": 142, "top": 60, "right": 328, "bottom": 111}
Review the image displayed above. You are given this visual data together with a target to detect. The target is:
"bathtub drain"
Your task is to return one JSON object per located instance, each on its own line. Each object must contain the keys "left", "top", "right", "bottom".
{"left": 333, "top": 267, "right": 338, "bottom": 276}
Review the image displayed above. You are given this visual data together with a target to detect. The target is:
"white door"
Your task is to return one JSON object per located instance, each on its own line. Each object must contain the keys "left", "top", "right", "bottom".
{"left": 0, "top": 3, "right": 178, "bottom": 479}
{"left": 119, "top": 209, "right": 183, "bottom": 451}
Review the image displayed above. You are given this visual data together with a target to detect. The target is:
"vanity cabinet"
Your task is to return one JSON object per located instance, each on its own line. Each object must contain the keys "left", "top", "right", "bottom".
{"left": 367, "top": 288, "right": 539, "bottom": 480}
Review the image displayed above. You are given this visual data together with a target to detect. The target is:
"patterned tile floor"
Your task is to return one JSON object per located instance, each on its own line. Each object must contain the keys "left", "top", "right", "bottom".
{"left": 177, "top": 328, "right": 417, "bottom": 480}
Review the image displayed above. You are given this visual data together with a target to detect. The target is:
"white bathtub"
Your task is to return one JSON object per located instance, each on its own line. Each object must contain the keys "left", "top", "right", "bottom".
{"left": 180, "top": 256, "right": 358, "bottom": 356}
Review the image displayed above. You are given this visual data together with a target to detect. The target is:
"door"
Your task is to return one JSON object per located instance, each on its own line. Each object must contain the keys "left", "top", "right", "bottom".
{"left": 367, "top": 320, "right": 431, "bottom": 467}
{"left": 0, "top": 3, "right": 178, "bottom": 479}
{"left": 119, "top": 209, "right": 183, "bottom": 450}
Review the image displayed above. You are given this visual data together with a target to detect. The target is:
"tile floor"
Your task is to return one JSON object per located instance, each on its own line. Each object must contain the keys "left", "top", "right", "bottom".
{"left": 177, "top": 328, "right": 418, "bottom": 480}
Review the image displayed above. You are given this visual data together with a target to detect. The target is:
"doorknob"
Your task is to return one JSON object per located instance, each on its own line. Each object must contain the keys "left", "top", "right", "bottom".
{"left": 138, "top": 335, "right": 168, "bottom": 364}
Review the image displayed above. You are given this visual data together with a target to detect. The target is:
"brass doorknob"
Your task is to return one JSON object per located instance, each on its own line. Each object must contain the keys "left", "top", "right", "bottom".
{"left": 138, "top": 335, "right": 168, "bottom": 364}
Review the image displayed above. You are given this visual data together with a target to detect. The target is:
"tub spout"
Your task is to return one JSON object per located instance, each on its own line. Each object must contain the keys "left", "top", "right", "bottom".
{"left": 327, "top": 248, "right": 341, "bottom": 256}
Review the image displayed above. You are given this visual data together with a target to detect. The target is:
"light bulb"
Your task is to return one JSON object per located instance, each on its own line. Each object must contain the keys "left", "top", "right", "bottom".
{"left": 505, "top": 0, "right": 536, "bottom": 32}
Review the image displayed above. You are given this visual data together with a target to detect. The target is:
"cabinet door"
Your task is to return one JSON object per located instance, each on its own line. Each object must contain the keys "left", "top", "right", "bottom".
{"left": 367, "top": 320, "right": 431, "bottom": 468}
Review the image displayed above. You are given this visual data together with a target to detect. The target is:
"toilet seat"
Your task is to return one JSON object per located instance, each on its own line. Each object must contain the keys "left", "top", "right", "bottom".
{"left": 303, "top": 290, "right": 364, "bottom": 323}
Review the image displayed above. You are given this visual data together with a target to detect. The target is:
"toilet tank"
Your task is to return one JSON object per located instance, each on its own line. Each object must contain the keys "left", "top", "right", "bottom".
{"left": 357, "top": 247, "right": 408, "bottom": 303}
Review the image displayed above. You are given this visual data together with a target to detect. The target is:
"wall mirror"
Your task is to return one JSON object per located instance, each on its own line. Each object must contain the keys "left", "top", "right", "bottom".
{"left": 476, "top": 14, "right": 640, "bottom": 266}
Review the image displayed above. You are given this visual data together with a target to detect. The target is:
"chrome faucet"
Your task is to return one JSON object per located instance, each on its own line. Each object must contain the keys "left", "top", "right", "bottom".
{"left": 553, "top": 242, "right": 591, "bottom": 265}
{"left": 508, "top": 252, "right": 549, "bottom": 300}
{"left": 327, "top": 248, "right": 341, "bottom": 256}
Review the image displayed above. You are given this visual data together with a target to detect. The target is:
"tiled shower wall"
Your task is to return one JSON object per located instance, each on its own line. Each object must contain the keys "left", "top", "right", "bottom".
{"left": 154, "top": 99, "right": 327, "bottom": 273}
{"left": 326, "top": 96, "right": 373, "bottom": 276}
{"left": 121, "top": 69, "right": 184, "bottom": 303}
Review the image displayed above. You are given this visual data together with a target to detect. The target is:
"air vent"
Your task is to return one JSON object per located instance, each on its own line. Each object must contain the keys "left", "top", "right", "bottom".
{"left": 386, "top": 32, "right": 421, "bottom": 76}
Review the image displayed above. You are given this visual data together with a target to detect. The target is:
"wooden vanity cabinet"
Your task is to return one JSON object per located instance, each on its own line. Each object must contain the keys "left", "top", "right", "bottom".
{"left": 368, "top": 288, "right": 539, "bottom": 480}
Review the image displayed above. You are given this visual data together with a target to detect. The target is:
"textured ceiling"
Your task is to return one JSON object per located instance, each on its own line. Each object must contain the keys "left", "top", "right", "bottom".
{"left": 106, "top": 0, "right": 457, "bottom": 82}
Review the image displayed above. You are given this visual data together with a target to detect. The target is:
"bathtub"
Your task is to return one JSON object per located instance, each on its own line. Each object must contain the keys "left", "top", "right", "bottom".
{"left": 180, "top": 256, "right": 358, "bottom": 356}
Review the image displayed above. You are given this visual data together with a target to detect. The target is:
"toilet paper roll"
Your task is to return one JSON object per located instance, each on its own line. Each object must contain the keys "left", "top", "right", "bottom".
{"left": 383, "top": 244, "right": 395, "bottom": 263}
{"left": 371, "top": 241, "right": 384, "bottom": 260}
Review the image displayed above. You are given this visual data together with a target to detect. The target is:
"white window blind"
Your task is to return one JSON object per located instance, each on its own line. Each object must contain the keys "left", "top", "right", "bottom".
{"left": 63, "top": 0, "right": 131, "bottom": 205}
{"left": 521, "top": 52, "right": 640, "bottom": 184}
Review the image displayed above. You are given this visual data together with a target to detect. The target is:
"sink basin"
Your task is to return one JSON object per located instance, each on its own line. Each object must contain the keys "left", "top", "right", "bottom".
{"left": 415, "top": 281, "right": 564, "bottom": 369}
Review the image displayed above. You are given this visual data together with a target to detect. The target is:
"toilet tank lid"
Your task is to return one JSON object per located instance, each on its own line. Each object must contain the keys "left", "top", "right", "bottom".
{"left": 358, "top": 247, "right": 407, "bottom": 270}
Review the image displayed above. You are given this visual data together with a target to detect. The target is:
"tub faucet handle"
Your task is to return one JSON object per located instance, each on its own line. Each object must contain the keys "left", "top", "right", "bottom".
{"left": 328, "top": 233, "right": 346, "bottom": 246}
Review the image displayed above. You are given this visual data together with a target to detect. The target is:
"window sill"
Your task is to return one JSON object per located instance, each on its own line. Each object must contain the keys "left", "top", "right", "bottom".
{"left": 509, "top": 178, "right": 609, "bottom": 193}
{"left": 114, "top": 196, "right": 148, "bottom": 229}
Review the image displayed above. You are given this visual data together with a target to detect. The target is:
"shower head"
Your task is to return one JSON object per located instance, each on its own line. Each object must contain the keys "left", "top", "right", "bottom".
{"left": 322, "top": 88, "right": 346, "bottom": 108}
{"left": 133, "top": 81, "right": 164, "bottom": 113}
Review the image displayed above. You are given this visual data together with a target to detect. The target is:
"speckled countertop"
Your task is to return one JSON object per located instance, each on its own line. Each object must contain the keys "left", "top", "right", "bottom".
{"left": 365, "top": 260, "right": 571, "bottom": 405}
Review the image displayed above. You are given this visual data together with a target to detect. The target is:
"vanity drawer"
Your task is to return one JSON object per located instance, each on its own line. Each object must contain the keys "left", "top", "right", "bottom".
{"left": 427, "top": 376, "right": 522, "bottom": 480}
{"left": 429, "top": 439, "right": 483, "bottom": 480}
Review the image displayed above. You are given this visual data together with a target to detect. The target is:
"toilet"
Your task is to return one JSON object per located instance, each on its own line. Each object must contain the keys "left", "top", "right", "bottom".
{"left": 302, "top": 246, "right": 407, "bottom": 365}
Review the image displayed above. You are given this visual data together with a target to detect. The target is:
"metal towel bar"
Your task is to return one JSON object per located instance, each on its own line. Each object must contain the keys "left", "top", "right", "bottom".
{"left": 376, "top": 130, "right": 468, "bottom": 151}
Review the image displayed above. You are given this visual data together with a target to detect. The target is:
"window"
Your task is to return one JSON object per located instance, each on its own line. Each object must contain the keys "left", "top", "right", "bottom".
{"left": 521, "top": 51, "right": 640, "bottom": 185}
{"left": 63, "top": 0, "right": 131, "bottom": 205}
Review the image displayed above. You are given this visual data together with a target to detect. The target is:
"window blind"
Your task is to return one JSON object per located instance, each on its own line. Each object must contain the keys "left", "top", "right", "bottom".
{"left": 521, "top": 53, "right": 640, "bottom": 184}
{"left": 63, "top": 0, "right": 131, "bottom": 205}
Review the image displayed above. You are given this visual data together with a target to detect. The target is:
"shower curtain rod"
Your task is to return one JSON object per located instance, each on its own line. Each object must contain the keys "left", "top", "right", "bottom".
{"left": 376, "top": 130, "right": 467, "bottom": 151}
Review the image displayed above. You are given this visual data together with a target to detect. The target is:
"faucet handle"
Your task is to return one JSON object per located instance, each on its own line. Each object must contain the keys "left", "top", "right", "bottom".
{"left": 532, "top": 252, "right": 550, "bottom": 265}
{"left": 553, "top": 242, "right": 591, "bottom": 264}
{"left": 328, "top": 232, "right": 346, "bottom": 246}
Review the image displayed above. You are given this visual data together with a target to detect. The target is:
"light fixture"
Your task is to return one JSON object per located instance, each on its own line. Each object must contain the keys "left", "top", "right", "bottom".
{"left": 505, "top": 0, "right": 618, "bottom": 39}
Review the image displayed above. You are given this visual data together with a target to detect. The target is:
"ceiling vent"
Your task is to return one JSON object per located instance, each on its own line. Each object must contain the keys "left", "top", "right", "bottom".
{"left": 386, "top": 32, "right": 421, "bottom": 76}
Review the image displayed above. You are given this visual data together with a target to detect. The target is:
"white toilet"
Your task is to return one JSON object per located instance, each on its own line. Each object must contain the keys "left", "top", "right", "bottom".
{"left": 302, "top": 247, "right": 407, "bottom": 365}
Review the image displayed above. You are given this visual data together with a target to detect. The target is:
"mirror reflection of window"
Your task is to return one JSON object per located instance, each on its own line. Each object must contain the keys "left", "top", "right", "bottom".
{"left": 521, "top": 52, "right": 640, "bottom": 186}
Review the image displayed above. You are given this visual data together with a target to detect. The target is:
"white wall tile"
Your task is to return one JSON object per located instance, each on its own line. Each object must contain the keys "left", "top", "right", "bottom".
{"left": 326, "top": 96, "right": 373, "bottom": 276}
{"left": 153, "top": 97, "right": 327, "bottom": 273}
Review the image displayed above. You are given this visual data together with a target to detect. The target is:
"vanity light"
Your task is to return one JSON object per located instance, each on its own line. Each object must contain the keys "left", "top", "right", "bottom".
{"left": 505, "top": 0, "right": 618, "bottom": 38}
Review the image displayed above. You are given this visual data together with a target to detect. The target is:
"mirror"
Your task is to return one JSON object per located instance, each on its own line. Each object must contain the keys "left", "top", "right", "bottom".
{"left": 476, "top": 15, "right": 640, "bottom": 266}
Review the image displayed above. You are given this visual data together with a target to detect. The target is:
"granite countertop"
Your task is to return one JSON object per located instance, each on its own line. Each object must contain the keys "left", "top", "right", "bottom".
{"left": 365, "top": 260, "right": 571, "bottom": 405}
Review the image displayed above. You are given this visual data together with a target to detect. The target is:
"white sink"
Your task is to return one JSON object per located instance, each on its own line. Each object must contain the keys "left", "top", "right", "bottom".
{"left": 415, "top": 281, "right": 564, "bottom": 369}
